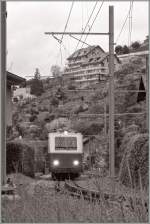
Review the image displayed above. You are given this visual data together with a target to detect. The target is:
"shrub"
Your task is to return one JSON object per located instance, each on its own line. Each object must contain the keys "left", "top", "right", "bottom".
{"left": 141, "top": 68, "right": 146, "bottom": 73}
{"left": 6, "top": 126, "right": 13, "bottom": 140}
{"left": 39, "top": 128, "right": 48, "bottom": 140}
{"left": 49, "top": 114, "right": 55, "bottom": 122}
{"left": 89, "top": 104, "right": 104, "bottom": 114}
{"left": 51, "top": 97, "right": 59, "bottom": 107}
{"left": 74, "top": 105, "right": 85, "bottom": 114}
{"left": 131, "top": 41, "right": 141, "bottom": 50}
{"left": 16, "top": 124, "right": 26, "bottom": 137}
{"left": 37, "top": 112, "right": 50, "bottom": 122}
{"left": 122, "top": 45, "right": 130, "bottom": 54}
{"left": 6, "top": 141, "right": 35, "bottom": 177}
{"left": 67, "top": 84, "right": 76, "bottom": 90}
{"left": 115, "top": 45, "right": 123, "bottom": 55}
{"left": 119, "top": 133, "right": 148, "bottom": 189}
{"left": 12, "top": 112, "right": 19, "bottom": 126}
{"left": 45, "top": 118, "right": 71, "bottom": 132}
{"left": 30, "top": 108, "right": 39, "bottom": 115}
{"left": 30, "top": 115, "right": 38, "bottom": 122}
{"left": 30, "top": 78, "right": 44, "bottom": 96}
{"left": 72, "top": 121, "right": 104, "bottom": 136}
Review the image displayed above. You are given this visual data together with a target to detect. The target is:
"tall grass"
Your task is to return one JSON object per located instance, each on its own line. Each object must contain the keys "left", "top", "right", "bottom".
{"left": 92, "top": 166, "right": 148, "bottom": 223}
{"left": 2, "top": 172, "right": 148, "bottom": 223}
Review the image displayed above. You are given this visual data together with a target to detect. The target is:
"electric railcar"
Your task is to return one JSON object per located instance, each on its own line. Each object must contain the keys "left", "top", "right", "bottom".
{"left": 47, "top": 131, "right": 83, "bottom": 179}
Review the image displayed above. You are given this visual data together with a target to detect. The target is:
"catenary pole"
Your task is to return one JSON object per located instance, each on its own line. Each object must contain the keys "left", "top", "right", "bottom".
{"left": 0, "top": 1, "right": 7, "bottom": 185}
{"left": 108, "top": 6, "right": 115, "bottom": 178}
{"left": 146, "top": 55, "right": 149, "bottom": 130}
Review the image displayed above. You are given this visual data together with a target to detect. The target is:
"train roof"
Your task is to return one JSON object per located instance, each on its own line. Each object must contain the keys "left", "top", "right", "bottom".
{"left": 48, "top": 131, "right": 82, "bottom": 136}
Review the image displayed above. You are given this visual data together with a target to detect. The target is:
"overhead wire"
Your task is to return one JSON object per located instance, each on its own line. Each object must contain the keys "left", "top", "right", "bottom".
{"left": 69, "top": 34, "right": 91, "bottom": 46}
{"left": 115, "top": 0, "right": 133, "bottom": 44}
{"left": 81, "top": 0, "right": 104, "bottom": 48}
{"left": 115, "top": 0, "right": 133, "bottom": 45}
{"left": 60, "top": 1, "right": 75, "bottom": 43}
{"left": 60, "top": 45, "right": 63, "bottom": 66}
{"left": 81, "top": 1, "right": 84, "bottom": 31}
{"left": 71, "top": 1, "right": 104, "bottom": 65}
{"left": 53, "top": 1, "right": 74, "bottom": 66}
{"left": 71, "top": 1, "right": 100, "bottom": 65}
{"left": 74, "top": 1, "right": 98, "bottom": 52}
{"left": 128, "top": 0, "right": 134, "bottom": 48}
{"left": 52, "top": 34, "right": 70, "bottom": 55}
{"left": 51, "top": 34, "right": 69, "bottom": 66}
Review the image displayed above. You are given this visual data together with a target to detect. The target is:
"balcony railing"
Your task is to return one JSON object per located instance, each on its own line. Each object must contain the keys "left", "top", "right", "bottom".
{"left": 75, "top": 77, "right": 98, "bottom": 82}
{"left": 63, "top": 66, "right": 108, "bottom": 76}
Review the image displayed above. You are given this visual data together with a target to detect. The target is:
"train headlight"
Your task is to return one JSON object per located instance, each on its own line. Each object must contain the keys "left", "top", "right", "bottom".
{"left": 73, "top": 160, "right": 79, "bottom": 166}
{"left": 64, "top": 130, "right": 68, "bottom": 135}
{"left": 53, "top": 160, "right": 59, "bottom": 166}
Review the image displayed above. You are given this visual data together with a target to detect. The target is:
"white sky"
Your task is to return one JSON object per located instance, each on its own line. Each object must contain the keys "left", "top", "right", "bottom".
{"left": 7, "top": 1, "right": 148, "bottom": 79}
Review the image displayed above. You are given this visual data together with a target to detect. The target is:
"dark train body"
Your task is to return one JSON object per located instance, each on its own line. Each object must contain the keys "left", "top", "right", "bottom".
{"left": 47, "top": 132, "right": 83, "bottom": 179}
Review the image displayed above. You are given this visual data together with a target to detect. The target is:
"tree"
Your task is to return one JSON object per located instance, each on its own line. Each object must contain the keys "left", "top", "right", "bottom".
{"left": 55, "top": 88, "right": 66, "bottom": 101}
{"left": 122, "top": 45, "right": 130, "bottom": 54}
{"left": 115, "top": 45, "right": 123, "bottom": 55}
{"left": 144, "top": 35, "right": 148, "bottom": 44}
{"left": 34, "top": 68, "right": 41, "bottom": 80}
{"left": 19, "top": 94, "right": 23, "bottom": 100}
{"left": 51, "top": 97, "right": 59, "bottom": 107}
{"left": 30, "top": 68, "right": 44, "bottom": 96}
{"left": 131, "top": 41, "right": 141, "bottom": 50}
{"left": 51, "top": 65, "right": 61, "bottom": 78}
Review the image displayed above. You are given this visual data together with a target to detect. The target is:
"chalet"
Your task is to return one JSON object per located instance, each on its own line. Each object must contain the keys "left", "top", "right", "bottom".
{"left": 13, "top": 86, "right": 36, "bottom": 102}
{"left": 7, "top": 71, "right": 25, "bottom": 126}
{"left": 63, "top": 45, "right": 121, "bottom": 88}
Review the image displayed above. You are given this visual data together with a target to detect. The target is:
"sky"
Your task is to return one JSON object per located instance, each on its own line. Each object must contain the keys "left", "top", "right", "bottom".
{"left": 7, "top": 1, "right": 148, "bottom": 79}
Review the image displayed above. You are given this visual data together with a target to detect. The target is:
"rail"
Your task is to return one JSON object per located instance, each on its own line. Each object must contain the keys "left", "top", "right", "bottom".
{"left": 64, "top": 179, "right": 148, "bottom": 211}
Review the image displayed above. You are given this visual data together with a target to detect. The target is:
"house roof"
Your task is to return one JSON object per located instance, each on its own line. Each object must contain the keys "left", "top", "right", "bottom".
{"left": 82, "top": 52, "right": 121, "bottom": 66}
{"left": 67, "top": 45, "right": 105, "bottom": 60}
{"left": 7, "top": 71, "right": 26, "bottom": 86}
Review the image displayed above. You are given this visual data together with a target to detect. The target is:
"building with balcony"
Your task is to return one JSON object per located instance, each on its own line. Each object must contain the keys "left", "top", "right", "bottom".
{"left": 63, "top": 45, "right": 121, "bottom": 88}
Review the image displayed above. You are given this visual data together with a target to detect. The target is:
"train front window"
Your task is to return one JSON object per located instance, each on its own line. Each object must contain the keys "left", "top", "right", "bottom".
{"left": 55, "top": 137, "right": 77, "bottom": 150}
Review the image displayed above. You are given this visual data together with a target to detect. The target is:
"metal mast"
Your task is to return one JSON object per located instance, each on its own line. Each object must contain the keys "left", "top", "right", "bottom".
{"left": 0, "top": 1, "right": 7, "bottom": 185}
{"left": 108, "top": 6, "right": 115, "bottom": 178}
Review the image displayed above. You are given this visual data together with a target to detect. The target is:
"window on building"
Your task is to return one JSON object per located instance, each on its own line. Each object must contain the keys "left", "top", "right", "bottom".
{"left": 101, "top": 69, "right": 106, "bottom": 73}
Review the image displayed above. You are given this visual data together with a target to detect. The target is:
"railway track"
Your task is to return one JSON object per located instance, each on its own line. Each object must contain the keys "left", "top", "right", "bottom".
{"left": 64, "top": 179, "right": 122, "bottom": 202}
{"left": 54, "top": 177, "right": 148, "bottom": 213}
{"left": 37, "top": 172, "right": 148, "bottom": 213}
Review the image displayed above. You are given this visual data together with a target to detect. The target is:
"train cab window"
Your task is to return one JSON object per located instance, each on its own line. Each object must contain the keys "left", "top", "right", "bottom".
{"left": 55, "top": 137, "right": 77, "bottom": 150}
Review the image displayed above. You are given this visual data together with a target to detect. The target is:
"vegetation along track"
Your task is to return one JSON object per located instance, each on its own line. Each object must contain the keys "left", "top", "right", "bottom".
{"left": 64, "top": 180, "right": 122, "bottom": 202}
{"left": 37, "top": 172, "right": 148, "bottom": 213}
{"left": 59, "top": 178, "right": 148, "bottom": 213}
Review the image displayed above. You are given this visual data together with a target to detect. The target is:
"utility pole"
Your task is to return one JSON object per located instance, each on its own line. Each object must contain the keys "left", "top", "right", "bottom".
{"left": 0, "top": 1, "right": 7, "bottom": 185}
{"left": 104, "top": 97, "right": 107, "bottom": 136}
{"left": 146, "top": 55, "right": 149, "bottom": 131}
{"left": 108, "top": 6, "right": 115, "bottom": 178}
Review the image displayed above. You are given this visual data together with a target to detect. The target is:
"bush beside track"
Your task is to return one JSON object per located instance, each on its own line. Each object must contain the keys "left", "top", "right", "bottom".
{"left": 119, "top": 133, "right": 148, "bottom": 189}
{"left": 6, "top": 140, "right": 48, "bottom": 177}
